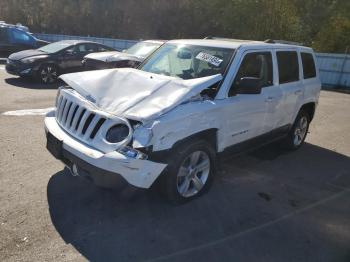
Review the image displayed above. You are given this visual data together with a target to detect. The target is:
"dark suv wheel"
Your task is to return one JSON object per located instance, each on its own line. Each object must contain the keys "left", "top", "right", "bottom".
{"left": 160, "top": 140, "right": 216, "bottom": 204}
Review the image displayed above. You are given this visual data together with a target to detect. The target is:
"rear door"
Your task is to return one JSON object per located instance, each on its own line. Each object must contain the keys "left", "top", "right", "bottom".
{"left": 275, "top": 50, "right": 304, "bottom": 127}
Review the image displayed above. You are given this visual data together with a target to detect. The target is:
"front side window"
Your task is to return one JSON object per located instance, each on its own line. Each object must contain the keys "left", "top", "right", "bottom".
{"left": 277, "top": 51, "right": 299, "bottom": 84}
{"left": 140, "top": 43, "right": 235, "bottom": 80}
{"left": 38, "top": 42, "right": 71, "bottom": 53}
{"left": 301, "top": 52, "right": 316, "bottom": 79}
{"left": 229, "top": 52, "right": 273, "bottom": 96}
{"left": 77, "top": 43, "right": 98, "bottom": 53}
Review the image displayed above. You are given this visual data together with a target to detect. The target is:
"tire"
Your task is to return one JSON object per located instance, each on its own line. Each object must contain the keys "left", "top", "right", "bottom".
{"left": 38, "top": 64, "right": 59, "bottom": 84}
{"left": 282, "top": 110, "right": 310, "bottom": 150}
{"left": 160, "top": 140, "right": 217, "bottom": 204}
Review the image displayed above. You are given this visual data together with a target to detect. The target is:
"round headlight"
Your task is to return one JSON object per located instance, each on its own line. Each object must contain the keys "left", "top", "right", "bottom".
{"left": 106, "top": 124, "right": 130, "bottom": 143}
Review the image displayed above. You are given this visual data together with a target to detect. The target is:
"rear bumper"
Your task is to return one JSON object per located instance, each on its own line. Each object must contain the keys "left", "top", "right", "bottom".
{"left": 44, "top": 111, "right": 167, "bottom": 189}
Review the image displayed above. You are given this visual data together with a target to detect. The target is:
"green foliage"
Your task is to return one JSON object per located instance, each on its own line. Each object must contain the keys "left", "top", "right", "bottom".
{"left": 0, "top": 0, "right": 348, "bottom": 53}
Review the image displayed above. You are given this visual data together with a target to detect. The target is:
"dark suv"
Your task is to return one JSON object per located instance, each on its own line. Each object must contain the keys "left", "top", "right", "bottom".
{"left": 0, "top": 22, "right": 48, "bottom": 57}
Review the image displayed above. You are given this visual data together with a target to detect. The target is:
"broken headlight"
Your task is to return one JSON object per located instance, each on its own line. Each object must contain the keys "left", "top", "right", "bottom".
{"left": 117, "top": 146, "right": 148, "bottom": 160}
{"left": 106, "top": 124, "right": 130, "bottom": 143}
{"left": 132, "top": 126, "right": 153, "bottom": 148}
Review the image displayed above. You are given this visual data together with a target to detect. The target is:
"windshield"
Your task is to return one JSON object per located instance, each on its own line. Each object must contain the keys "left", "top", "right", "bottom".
{"left": 140, "top": 43, "right": 235, "bottom": 79}
{"left": 38, "top": 42, "right": 71, "bottom": 53}
{"left": 126, "top": 42, "right": 161, "bottom": 58}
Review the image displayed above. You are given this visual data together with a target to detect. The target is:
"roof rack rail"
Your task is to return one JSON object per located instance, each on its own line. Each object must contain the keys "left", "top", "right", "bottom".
{"left": 0, "top": 21, "right": 29, "bottom": 32}
{"left": 264, "top": 39, "right": 303, "bottom": 46}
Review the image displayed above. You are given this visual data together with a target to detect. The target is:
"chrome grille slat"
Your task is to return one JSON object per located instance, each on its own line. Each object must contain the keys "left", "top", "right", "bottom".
{"left": 57, "top": 98, "right": 66, "bottom": 121}
{"left": 55, "top": 90, "right": 129, "bottom": 152}
{"left": 65, "top": 104, "right": 77, "bottom": 128}
{"left": 76, "top": 110, "right": 90, "bottom": 134}
{"left": 62, "top": 101, "right": 72, "bottom": 124}
{"left": 83, "top": 115, "right": 100, "bottom": 140}
{"left": 70, "top": 107, "right": 84, "bottom": 132}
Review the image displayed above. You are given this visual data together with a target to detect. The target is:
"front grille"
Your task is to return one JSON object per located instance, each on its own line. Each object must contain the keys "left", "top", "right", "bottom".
{"left": 55, "top": 91, "right": 106, "bottom": 142}
{"left": 55, "top": 89, "right": 132, "bottom": 153}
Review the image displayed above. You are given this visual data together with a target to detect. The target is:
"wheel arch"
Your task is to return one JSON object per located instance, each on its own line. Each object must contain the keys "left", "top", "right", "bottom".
{"left": 148, "top": 128, "right": 219, "bottom": 163}
{"left": 299, "top": 102, "right": 316, "bottom": 121}
{"left": 172, "top": 128, "right": 219, "bottom": 152}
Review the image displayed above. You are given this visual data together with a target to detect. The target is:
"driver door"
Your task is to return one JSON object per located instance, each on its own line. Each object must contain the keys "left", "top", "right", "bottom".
{"left": 220, "top": 51, "right": 274, "bottom": 150}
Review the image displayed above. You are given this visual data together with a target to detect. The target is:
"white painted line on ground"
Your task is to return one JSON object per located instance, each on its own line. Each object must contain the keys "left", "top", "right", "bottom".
{"left": 0, "top": 65, "right": 5, "bottom": 70}
{"left": 2, "top": 107, "right": 54, "bottom": 116}
{"left": 146, "top": 189, "right": 350, "bottom": 262}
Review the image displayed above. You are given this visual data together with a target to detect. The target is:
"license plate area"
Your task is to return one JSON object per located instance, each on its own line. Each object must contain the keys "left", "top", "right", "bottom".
{"left": 46, "top": 132, "right": 63, "bottom": 159}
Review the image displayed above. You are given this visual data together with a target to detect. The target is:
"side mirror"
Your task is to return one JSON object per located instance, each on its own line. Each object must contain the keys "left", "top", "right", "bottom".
{"left": 236, "top": 77, "right": 262, "bottom": 94}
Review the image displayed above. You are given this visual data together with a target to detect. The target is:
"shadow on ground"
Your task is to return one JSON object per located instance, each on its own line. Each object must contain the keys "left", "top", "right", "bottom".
{"left": 47, "top": 143, "right": 350, "bottom": 262}
{"left": 5, "top": 77, "right": 61, "bottom": 89}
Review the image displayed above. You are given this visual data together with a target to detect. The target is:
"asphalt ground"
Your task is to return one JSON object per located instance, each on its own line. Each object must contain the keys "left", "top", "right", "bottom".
{"left": 0, "top": 66, "right": 349, "bottom": 262}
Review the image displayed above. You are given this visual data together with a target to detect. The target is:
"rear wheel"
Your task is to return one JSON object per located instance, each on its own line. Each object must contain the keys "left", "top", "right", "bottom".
{"left": 160, "top": 140, "right": 216, "bottom": 204}
{"left": 38, "top": 64, "right": 58, "bottom": 84}
{"left": 282, "top": 110, "right": 310, "bottom": 150}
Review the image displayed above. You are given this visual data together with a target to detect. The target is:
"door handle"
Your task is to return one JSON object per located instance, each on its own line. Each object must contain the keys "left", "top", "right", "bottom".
{"left": 265, "top": 96, "right": 275, "bottom": 102}
{"left": 294, "top": 89, "right": 302, "bottom": 95}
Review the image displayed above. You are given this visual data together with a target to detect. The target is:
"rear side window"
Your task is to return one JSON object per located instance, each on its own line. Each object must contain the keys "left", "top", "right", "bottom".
{"left": 277, "top": 51, "right": 299, "bottom": 84}
{"left": 229, "top": 52, "right": 273, "bottom": 96}
{"left": 11, "top": 29, "right": 32, "bottom": 44}
{"left": 301, "top": 52, "right": 316, "bottom": 79}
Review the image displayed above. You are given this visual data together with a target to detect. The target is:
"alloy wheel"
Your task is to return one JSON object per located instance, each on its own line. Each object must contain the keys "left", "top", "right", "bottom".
{"left": 176, "top": 150, "right": 210, "bottom": 198}
{"left": 293, "top": 116, "right": 308, "bottom": 146}
{"left": 41, "top": 65, "right": 57, "bottom": 83}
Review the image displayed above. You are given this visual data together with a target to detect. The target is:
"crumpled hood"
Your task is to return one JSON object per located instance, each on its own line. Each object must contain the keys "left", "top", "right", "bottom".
{"left": 107, "top": 53, "right": 142, "bottom": 63}
{"left": 84, "top": 51, "right": 122, "bottom": 62}
{"left": 60, "top": 68, "right": 222, "bottom": 122}
{"left": 84, "top": 51, "right": 142, "bottom": 63}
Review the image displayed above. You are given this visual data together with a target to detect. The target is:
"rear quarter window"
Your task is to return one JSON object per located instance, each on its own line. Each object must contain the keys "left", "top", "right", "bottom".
{"left": 301, "top": 52, "right": 316, "bottom": 79}
{"left": 11, "top": 29, "right": 33, "bottom": 44}
{"left": 277, "top": 51, "right": 299, "bottom": 84}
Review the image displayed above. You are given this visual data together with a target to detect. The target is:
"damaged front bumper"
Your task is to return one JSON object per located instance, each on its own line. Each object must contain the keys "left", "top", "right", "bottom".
{"left": 44, "top": 112, "right": 167, "bottom": 189}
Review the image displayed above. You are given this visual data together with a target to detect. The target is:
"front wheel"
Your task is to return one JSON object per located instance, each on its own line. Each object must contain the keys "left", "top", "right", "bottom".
{"left": 160, "top": 140, "right": 216, "bottom": 204}
{"left": 282, "top": 110, "right": 310, "bottom": 150}
{"left": 38, "top": 64, "right": 58, "bottom": 84}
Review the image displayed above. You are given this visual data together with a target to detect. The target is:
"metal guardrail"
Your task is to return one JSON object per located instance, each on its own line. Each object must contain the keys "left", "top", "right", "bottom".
{"left": 315, "top": 52, "right": 349, "bottom": 88}
{"left": 33, "top": 33, "right": 138, "bottom": 51}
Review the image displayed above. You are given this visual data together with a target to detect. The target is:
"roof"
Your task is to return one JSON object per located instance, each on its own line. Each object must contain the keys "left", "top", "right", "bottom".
{"left": 0, "top": 22, "right": 29, "bottom": 32}
{"left": 167, "top": 39, "right": 313, "bottom": 51}
{"left": 141, "top": 40, "right": 166, "bottom": 44}
{"left": 55, "top": 39, "right": 102, "bottom": 45}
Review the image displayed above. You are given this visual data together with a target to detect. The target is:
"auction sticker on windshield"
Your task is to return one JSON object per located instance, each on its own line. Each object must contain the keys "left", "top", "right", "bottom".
{"left": 195, "top": 52, "right": 223, "bottom": 67}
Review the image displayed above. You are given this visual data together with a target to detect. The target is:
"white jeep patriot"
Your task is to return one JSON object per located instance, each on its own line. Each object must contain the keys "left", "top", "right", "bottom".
{"left": 45, "top": 39, "right": 321, "bottom": 203}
